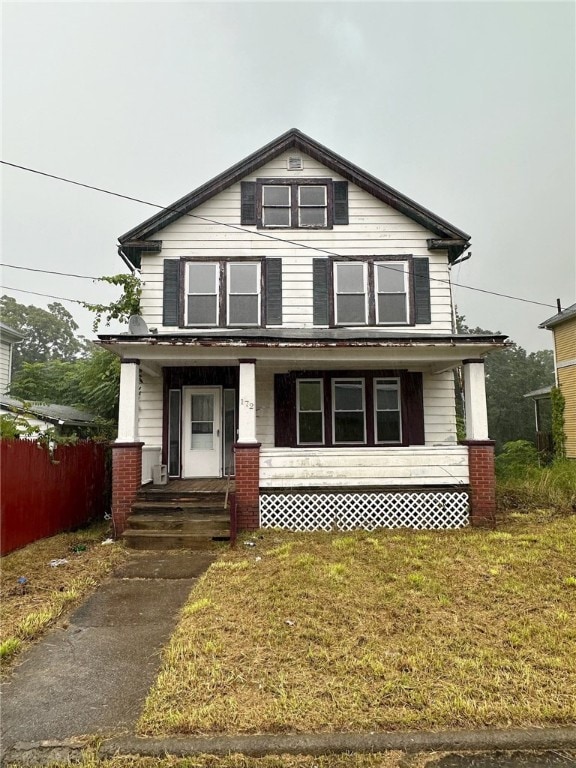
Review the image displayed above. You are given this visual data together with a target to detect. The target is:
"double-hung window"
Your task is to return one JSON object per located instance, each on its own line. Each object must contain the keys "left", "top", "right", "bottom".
{"left": 374, "top": 378, "right": 402, "bottom": 443}
{"left": 334, "top": 262, "right": 367, "bottom": 324}
{"left": 297, "top": 379, "right": 324, "bottom": 444}
{"left": 376, "top": 262, "right": 409, "bottom": 324}
{"left": 186, "top": 262, "right": 219, "bottom": 326}
{"left": 227, "top": 262, "right": 260, "bottom": 326}
{"left": 259, "top": 180, "right": 330, "bottom": 229}
{"left": 332, "top": 379, "right": 366, "bottom": 444}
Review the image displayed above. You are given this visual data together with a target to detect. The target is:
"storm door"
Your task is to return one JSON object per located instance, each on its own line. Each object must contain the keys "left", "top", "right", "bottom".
{"left": 182, "top": 387, "right": 222, "bottom": 478}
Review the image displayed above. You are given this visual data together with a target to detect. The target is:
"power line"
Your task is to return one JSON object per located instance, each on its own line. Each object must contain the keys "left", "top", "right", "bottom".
{"left": 0, "top": 263, "right": 100, "bottom": 280}
{"left": 1, "top": 159, "right": 557, "bottom": 310}
{"left": 0, "top": 285, "right": 85, "bottom": 305}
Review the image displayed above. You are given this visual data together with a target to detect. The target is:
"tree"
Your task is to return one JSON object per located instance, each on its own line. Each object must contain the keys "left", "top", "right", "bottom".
{"left": 10, "top": 348, "right": 120, "bottom": 428}
{"left": 1, "top": 295, "right": 87, "bottom": 372}
{"left": 457, "top": 314, "right": 555, "bottom": 451}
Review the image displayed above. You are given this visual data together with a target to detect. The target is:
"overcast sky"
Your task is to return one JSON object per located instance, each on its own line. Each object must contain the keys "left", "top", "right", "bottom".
{"left": 2, "top": 0, "right": 574, "bottom": 352}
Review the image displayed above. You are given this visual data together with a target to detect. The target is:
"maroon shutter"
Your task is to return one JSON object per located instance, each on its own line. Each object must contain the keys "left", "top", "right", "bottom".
{"left": 402, "top": 372, "right": 425, "bottom": 445}
{"left": 274, "top": 373, "right": 296, "bottom": 447}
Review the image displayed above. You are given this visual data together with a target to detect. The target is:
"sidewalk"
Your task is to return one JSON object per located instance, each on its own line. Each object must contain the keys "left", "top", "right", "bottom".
{"left": 1, "top": 551, "right": 216, "bottom": 763}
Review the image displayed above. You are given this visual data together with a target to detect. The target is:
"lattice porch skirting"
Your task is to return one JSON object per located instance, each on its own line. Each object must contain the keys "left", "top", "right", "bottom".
{"left": 259, "top": 490, "right": 470, "bottom": 531}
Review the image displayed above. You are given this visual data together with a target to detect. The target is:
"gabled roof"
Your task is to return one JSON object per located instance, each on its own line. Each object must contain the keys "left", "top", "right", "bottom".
{"left": 119, "top": 129, "right": 471, "bottom": 263}
{"left": 0, "top": 395, "right": 97, "bottom": 427}
{"left": 0, "top": 323, "right": 25, "bottom": 343}
{"left": 539, "top": 302, "right": 576, "bottom": 329}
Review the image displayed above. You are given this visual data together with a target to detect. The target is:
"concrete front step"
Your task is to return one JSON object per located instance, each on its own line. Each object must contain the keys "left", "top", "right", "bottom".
{"left": 137, "top": 490, "right": 229, "bottom": 504}
{"left": 126, "top": 513, "right": 230, "bottom": 532}
{"left": 131, "top": 500, "right": 228, "bottom": 514}
{"left": 121, "top": 530, "right": 230, "bottom": 550}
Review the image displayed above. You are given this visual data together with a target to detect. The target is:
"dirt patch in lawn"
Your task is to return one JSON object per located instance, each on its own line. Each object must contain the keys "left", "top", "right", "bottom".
{"left": 139, "top": 511, "right": 576, "bottom": 735}
{"left": 1, "top": 522, "right": 127, "bottom": 673}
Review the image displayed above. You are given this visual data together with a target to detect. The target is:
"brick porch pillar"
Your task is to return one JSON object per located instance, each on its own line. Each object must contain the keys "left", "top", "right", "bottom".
{"left": 111, "top": 442, "right": 143, "bottom": 535}
{"left": 234, "top": 443, "right": 261, "bottom": 531}
{"left": 462, "top": 440, "right": 496, "bottom": 527}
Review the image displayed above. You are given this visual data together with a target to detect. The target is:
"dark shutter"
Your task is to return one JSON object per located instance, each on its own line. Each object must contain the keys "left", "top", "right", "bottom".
{"left": 265, "top": 258, "right": 282, "bottom": 326}
{"left": 163, "top": 260, "right": 180, "bottom": 326}
{"left": 413, "top": 258, "right": 431, "bottom": 324}
{"left": 333, "top": 181, "right": 349, "bottom": 225}
{"left": 313, "top": 258, "right": 330, "bottom": 325}
{"left": 274, "top": 373, "right": 296, "bottom": 447}
{"left": 241, "top": 181, "right": 257, "bottom": 225}
{"left": 402, "top": 372, "right": 425, "bottom": 445}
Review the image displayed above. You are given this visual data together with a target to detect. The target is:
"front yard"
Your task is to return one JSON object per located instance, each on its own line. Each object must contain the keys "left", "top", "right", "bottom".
{"left": 140, "top": 510, "right": 576, "bottom": 736}
{"left": 1, "top": 522, "right": 127, "bottom": 673}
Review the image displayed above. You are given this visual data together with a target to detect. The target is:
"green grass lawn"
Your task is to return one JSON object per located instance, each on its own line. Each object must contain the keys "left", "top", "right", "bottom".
{"left": 1, "top": 522, "right": 127, "bottom": 673}
{"left": 139, "top": 510, "right": 576, "bottom": 736}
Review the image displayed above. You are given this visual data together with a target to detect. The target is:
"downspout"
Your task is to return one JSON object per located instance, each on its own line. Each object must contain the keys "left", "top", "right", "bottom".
{"left": 118, "top": 244, "right": 138, "bottom": 274}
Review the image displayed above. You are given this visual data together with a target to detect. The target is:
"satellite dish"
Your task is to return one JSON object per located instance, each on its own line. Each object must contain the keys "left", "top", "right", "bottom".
{"left": 128, "top": 315, "right": 149, "bottom": 335}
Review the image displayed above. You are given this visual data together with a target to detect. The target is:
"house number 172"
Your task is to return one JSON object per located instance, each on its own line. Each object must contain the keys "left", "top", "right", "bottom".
{"left": 240, "top": 399, "right": 254, "bottom": 409}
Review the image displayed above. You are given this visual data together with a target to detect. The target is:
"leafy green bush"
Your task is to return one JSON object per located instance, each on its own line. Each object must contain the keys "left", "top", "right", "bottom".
{"left": 495, "top": 440, "right": 540, "bottom": 479}
{"left": 497, "top": 455, "right": 576, "bottom": 513}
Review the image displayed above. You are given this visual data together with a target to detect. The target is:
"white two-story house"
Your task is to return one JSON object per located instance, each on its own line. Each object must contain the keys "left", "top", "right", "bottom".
{"left": 100, "top": 130, "right": 506, "bottom": 539}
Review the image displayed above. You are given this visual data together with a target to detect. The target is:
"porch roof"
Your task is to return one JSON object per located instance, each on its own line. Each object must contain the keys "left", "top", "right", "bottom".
{"left": 98, "top": 331, "right": 507, "bottom": 374}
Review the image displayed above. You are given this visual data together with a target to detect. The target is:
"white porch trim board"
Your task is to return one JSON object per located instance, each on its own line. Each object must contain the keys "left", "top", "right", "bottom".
{"left": 117, "top": 361, "right": 140, "bottom": 443}
{"left": 259, "top": 446, "right": 469, "bottom": 488}
{"left": 238, "top": 361, "right": 258, "bottom": 443}
{"left": 463, "top": 361, "right": 489, "bottom": 441}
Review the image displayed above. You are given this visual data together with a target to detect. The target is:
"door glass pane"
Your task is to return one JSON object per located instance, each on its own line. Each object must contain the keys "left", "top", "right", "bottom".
{"left": 229, "top": 264, "right": 258, "bottom": 293}
{"left": 229, "top": 295, "right": 259, "bottom": 324}
{"left": 168, "top": 390, "right": 181, "bottom": 476}
{"left": 192, "top": 394, "right": 213, "bottom": 421}
{"left": 187, "top": 295, "right": 218, "bottom": 325}
{"left": 189, "top": 263, "right": 217, "bottom": 293}
{"left": 378, "top": 294, "right": 407, "bottom": 323}
{"left": 377, "top": 263, "right": 405, "bottom": 292}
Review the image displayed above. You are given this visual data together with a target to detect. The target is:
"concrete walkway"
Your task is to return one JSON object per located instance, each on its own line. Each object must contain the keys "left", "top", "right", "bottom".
{"left": 0, "top": 551, "right": 215, "bottom": 763}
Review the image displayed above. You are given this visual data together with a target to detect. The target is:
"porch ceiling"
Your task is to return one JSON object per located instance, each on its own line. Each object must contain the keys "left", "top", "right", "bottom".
{"left": 99, "top": 332, "right": 507, "bottom": 374}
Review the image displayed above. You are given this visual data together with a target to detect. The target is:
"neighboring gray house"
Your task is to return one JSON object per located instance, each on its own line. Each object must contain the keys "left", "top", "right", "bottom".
{"left": 0, "top": 323, "right": 24, "bottom": 394}
{"left": 0, "top": 395, "right": 98, "bottom": 437}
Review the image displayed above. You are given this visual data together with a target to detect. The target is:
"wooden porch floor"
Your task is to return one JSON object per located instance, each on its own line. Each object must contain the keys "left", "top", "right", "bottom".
{"left": 144, "top": 478, "right": 235, "bottom": 494}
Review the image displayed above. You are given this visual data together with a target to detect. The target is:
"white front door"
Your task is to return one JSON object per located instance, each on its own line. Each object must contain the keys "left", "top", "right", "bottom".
{"left": 182, "top": 387, "right": 222, "bottom": 478}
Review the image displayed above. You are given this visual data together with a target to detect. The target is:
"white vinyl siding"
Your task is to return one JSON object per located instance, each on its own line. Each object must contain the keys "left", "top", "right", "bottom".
{"left": 138, "top": 150, "right": 453, "bottom": 333}
{"left": 138, "top": 372, "right": 163, "bottom": 446}
{"left": 422, "top": 371, "right": 458, "bottom": 445}
{"left": 0, "top": 341, "right": 13, "bottom": 393}
{"left": 259, "top": 446, "right": 469, "bottom": 487}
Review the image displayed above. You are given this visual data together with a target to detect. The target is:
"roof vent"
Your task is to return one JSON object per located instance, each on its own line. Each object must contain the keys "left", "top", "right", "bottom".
{"left": 287, "top": 156, "right": 303, "bottom": 171}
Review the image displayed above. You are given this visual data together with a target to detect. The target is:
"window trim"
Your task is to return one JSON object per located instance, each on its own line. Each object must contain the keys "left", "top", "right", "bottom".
{"left": 374, "top": 377, "right": 402, "bottom": 445}
{"left": 181, "top": 257, "right": 265, "bottom": 328}
{"left": 256, "top": 178, "right": 334, "bottom": 230}
{"left": 296, "top": 378, "right": 325, "bottom": 446}
{"left": 330, "top": 255, "right": 414, "bottom": 327}
{"left": 332, "top": 378, "right": 367, "bottom": 445}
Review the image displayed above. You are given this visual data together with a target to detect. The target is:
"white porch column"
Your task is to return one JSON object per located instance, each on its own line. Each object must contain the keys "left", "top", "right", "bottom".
{"left": 238, "top": 359, "right": 257, "bottom": 444}
{"left": 116, "top": 359, "right": 140, "bottom": 443}
{"left": 463, "top": 359, "right": 489, "bottom": 440}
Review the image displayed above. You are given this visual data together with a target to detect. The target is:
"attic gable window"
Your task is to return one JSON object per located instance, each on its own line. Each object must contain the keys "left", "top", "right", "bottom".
{"left": 261, "top": 180, "right": 329, "bottom": 229}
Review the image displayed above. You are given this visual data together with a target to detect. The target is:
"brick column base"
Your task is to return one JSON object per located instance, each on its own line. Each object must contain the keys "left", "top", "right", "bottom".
{"left": 462, "top": 440, "right": 496, "bottom": 528}
{"left": 234, "top": 443, "right": 261, "bottom": 532}
{"left": 111, "top": 442, "right": 143, "bottom": 535}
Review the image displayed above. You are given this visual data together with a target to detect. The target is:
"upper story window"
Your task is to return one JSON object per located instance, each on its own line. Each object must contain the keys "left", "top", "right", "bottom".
{"left": 332, "top": 258, "right": 411, "bottom": 326}
{"left": 227, "top": 262, "right": 261, "bottom": 325}
{"left": 186, "top": 263, "right": 219, "bottom": 326}
{"left": 260, "top": 180, "right": 330, "bottom": 229}
{"left": 185, "top": 261, "right": 261, "bottom": 327}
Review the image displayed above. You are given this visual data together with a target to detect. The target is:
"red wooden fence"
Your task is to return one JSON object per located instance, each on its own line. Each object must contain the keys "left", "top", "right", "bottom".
{"left": 1, "top": 439, "right": 109, "bottom": 556}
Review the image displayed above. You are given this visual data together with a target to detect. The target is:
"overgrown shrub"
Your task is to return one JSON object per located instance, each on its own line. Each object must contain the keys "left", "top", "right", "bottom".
{"left": 495, "top": 440, "right": 540, "bottom": 479}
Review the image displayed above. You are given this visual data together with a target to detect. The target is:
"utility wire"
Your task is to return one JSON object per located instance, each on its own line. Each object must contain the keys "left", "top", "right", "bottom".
{"left": 0, "top": 263, "right": 100, "bottom": 280}
{"left": 1, "top": 159, "right": 557, "bottom": 310}
{"left": 0, "top": 285, "right": 85, "bottom": 304}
